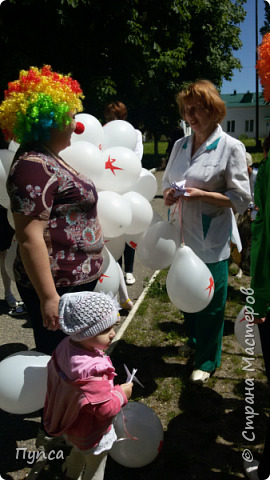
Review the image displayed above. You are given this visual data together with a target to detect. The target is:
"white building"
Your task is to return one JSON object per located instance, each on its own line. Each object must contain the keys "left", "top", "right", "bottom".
{"left": 220, "top": 91, "right": 270, "bottom": 140}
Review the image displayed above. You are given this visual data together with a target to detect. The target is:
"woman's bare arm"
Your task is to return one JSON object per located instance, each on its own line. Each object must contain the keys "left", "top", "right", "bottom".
{"left": 13, "top": 213, "right": 60, "bottom": 330}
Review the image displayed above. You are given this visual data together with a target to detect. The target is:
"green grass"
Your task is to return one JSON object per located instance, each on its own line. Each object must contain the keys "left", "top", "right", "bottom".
{"left": 143, "top": 141, "right": 168, "bottom": 155}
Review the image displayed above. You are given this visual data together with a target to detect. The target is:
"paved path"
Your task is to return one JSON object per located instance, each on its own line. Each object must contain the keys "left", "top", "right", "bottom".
{"left": 0, "top": 169, "right": 168, "bottom": 479}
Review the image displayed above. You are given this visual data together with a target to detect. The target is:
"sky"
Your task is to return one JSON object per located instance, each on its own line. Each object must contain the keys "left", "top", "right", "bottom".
{"left": 221, "top": 0, "right": 266, "bottom": 94}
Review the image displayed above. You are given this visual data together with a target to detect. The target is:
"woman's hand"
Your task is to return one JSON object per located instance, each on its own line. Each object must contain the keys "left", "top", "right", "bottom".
{"left": 183, "top": 187, "right": 204, "bottom": 201}
{"left": 163, "top": 188, "right": 177, "bottom": 207}
{"left": 182, "top": 188, "right": 234, "bottom": 208}
{"left": 254, "top": 317, "right": 266, "bottom": 324}
{"left": 41, "top": 294, "right": 61, "bottom": 330}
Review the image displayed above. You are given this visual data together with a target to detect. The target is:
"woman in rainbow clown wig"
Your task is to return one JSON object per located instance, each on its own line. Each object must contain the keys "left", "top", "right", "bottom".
{"left": 0, "top": 66, "right": 104, "bottom": 356}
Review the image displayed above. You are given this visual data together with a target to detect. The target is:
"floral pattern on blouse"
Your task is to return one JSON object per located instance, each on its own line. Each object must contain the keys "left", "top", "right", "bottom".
{"left": 7, "top": 151, "right": 104, "bottom": 288}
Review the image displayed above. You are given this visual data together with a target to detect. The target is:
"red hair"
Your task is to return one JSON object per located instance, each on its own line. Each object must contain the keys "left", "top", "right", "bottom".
{"left": 176, "top": 80, "right": 226, "bottom": 124}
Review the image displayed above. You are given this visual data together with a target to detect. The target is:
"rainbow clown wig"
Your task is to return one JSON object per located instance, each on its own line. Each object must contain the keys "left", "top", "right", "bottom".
{"left": 257, "top": 33, "right": 270, "bottom": 102}
{"left": 0, "top": 65, "right": 84, "bottom": 143}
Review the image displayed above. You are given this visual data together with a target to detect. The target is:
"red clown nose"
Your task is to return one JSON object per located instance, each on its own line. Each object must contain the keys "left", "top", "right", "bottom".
{"left": 74, "top": 122, "right": 85, "bottom": 135}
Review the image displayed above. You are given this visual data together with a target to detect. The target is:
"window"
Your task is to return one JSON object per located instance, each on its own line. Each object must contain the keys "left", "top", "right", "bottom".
{"left": 245, "top": 120, "right": 254, "bottom": 132}
{"left": 227, "top": 120, "right": 235, "bottom": 133}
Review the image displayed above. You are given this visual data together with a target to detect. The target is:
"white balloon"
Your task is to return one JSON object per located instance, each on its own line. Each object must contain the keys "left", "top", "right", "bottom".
{"left": 97, "top": 191, "right": 132, "bottom": 238}
{"left": 120, "top": 168, "right": 158, "bottom": 201}
{"left": 8, "top": 140, "right": 20, "bottom": 152}
{"left": 60, "top": 141, "right": 103, "bottom": 184}
{"left": 104, "top": 235, "right": 126, "bottom": 261}
{"left": 166, "top": 245, "right": 215, "bottom": 313}
{"left": 71, "top": 113, "right": 104, "bottom": 150}
{"left": 94, "top": 247, "right": 120, "bottom": 295}
{"left": 96, "top": 147, "right": 141, "bottom": 193}
{"left": 137, "top": 221, "right": 180, "bottom": 270}
{"left": 0, "top": 160, "right": 9, "bottom": 208}
{"left": 102, "top": 120, "right": 137, "bottom": 151}
{"left": 234, "top": 307, "right": 262, "bottom": 355}
{"left": 122, "top": 192, "right": 153, "bottom": 235}
{"left": 7, "top": 206, "right": 14, "bottom": 229}
{"left": 151, "top": 211, "right": 164, "bottom": 225}
{"left": 0, "top": 351, "right": 50, "bottom": 414}
{"left": 124, "top": 231, "right": 142, "bottom": 250}
{"left": 5, "top": 236, "right": 17, "bottom": 282}
{"left": 0, "top": 149, "right": 14, "bottom": 176}
{"left": 109, "top": 402, "right": 164, "bottom": 468}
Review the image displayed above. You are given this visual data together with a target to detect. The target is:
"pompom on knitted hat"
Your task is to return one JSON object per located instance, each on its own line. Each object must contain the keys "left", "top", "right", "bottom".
{"left": 59, "top": 291, "right": 120, "bottom": 342}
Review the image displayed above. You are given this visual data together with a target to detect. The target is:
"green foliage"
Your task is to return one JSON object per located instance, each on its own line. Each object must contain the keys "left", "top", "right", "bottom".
{"left": 0, "top": 0, "right": 247, "bottom": 138}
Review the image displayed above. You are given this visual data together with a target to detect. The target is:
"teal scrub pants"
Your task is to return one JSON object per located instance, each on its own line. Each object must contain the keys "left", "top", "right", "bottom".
{"left": 183, "top": 259, "right": 229, "bottom": 372}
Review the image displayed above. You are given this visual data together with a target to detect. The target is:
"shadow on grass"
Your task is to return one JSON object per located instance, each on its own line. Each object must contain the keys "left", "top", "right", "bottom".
{"left": 107, "top": 339, "right": 270, "bottom": 479}
{"left": 227, "top": 285, "right": 246, "bottom": 303}
{"left": 110, "top": 339, "right": 190, "bottom": 399}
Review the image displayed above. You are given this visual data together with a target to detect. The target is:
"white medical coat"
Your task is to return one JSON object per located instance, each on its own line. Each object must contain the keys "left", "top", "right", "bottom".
{"left": 162, "top": 125, "right": 251, "bottom": 263}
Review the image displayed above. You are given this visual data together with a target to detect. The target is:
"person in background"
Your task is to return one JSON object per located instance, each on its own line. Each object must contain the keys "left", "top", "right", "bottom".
{"left": 44, "top": 291, "right": 133, "bottom": 480}
{"left": 246, "top": 152, "right": 258, "bottom": 206}
{"left": 103, "top": 101, "right": 143, "bottom": 286}
{"left": 243, "top": 31, "right": 270, "bottom": 480}
{"left": 243, "top": 138, "right": 270, "bottom": 480}
{"left": 0, "top": 66, "right": 104, "bottom": 356}
{"left": 162, "top": 80, "right": 251, "bottom": 384}
{"left": 0, "top": 129, "right": 26, "bottom": 315}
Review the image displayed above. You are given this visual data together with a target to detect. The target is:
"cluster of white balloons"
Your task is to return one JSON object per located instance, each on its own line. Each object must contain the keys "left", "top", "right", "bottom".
{"left": 1, "top": 113, "right": 215, "bottom": 314}
{"left": 60, "top": 113, "right": 161, "bottom": 296}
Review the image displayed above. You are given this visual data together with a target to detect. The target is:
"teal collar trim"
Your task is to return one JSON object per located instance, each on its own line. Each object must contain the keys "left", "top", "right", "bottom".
{"left": 206, "top": 137, "right": 221, "bottom": 151}
{"left": 182, "top": 139, "right": 188, "bottom": 150}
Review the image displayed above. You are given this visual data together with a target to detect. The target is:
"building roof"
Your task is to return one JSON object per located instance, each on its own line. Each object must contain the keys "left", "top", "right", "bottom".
{"left": 220, "top": 91, "right": 267, "bottom": 108}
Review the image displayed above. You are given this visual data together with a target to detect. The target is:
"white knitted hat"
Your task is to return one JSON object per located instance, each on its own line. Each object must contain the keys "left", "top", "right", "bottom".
{"left": 58, "top": 291, "right": 120, "bottom": 341}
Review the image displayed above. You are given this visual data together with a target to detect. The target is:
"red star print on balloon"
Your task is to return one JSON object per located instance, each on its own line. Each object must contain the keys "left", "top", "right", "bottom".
{"left": 99, "top": 274, "right": 109, "bottom": 283}
{"left": 239, "top": 309, "right": 246, "bottom": 323}
{"left": 105, "top": 155, "right": 123, "bottom": 175}
{"left": 205, "top": 276, "right": 214, "bottom": 297}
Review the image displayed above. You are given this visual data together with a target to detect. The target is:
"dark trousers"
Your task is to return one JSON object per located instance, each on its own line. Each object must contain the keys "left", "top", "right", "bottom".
{"left": 258, "top": 312, "right": 270, "bottom": 480}
{"left": 118, "top": 243, "right": 135, "bottom": 273}
{"left": 17, "top": 280, "right": 98, "bottom": 356}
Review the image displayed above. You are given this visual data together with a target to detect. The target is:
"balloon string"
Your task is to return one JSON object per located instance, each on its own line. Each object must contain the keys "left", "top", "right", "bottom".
{"left": 115, "top": 408, "right": 138, "bottom": 442}
{"left": 177, "top": 199, "right": 185, "bottom": 244}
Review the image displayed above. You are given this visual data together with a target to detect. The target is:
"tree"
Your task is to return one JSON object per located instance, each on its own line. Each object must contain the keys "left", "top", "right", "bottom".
{"left": 260, "top": 2, "right": 270, "bottom": 36}
{"left": 0, "top": 0, "right": 246, "bottom": 149}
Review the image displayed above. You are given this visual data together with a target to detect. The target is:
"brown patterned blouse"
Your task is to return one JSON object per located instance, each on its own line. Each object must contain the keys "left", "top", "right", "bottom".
{"left": 7, "top": 150, "right": 104, "bottom": 289}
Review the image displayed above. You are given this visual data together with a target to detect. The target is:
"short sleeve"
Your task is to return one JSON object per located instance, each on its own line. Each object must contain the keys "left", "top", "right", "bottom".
{"left": 7, "top": 153, "right": 58, "bottom": 220}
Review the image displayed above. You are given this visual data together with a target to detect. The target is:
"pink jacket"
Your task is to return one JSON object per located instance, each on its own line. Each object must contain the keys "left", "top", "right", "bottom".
{"left": 44, "top": 338, "right": 127, "bottom": 451}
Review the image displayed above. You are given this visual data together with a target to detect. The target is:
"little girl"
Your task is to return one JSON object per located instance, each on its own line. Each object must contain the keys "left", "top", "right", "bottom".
{"left": 43, "top": 291, "right": 133, "bottom": 480}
